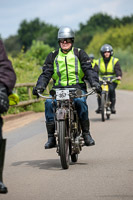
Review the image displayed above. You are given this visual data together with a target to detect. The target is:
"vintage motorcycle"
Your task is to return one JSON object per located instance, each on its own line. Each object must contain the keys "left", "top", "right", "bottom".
{"left": 99, "top": 76, "right": 118, "bottom": 122}
{"left": 38, "top": 87, "right": 95, "bottom": 169}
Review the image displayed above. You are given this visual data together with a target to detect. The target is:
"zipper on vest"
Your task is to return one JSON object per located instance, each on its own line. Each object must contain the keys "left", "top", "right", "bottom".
{"left": 105, "top": 62, "right": 108, "bottom": 75}
{"left": 65, "top": 56, "right": 69, "bottom": 85}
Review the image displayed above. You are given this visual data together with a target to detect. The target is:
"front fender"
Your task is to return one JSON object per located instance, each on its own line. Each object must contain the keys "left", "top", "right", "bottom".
{"left": 56, "top": 108, "right": 67, "bottom": 120}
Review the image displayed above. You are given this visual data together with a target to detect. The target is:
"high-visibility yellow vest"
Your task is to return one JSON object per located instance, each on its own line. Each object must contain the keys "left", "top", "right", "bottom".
{"left": 95, "top": 56, "right": 120, "bottom": 84}
{"left": 91, "top": 59, "right": 97, "bottom": 68}
{"left": 52, "top": 48, "right": 84, "bottom": 86}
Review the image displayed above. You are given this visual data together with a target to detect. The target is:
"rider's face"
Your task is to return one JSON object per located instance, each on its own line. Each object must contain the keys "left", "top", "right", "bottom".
{"left": 104, "top": 51, "right": 111, "bottom": 58}
{"left": 59, "top": 38, "right": 72, "bottom": 51}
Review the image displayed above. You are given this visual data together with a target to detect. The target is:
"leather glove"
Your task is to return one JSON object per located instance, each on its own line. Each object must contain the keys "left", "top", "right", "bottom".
{"left": 32, "top": 86, "right": 45, "bottom": 97}
{"left": 92, "top": 82, "right": 102, "bottom": 94}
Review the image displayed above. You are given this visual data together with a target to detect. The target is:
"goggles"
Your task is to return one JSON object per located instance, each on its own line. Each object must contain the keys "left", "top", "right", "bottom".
{"left": 59, "top": 38, "right": 72, "bottom": 43}
{"left": 104, "top": 51, "right": 110, "bottom": 53}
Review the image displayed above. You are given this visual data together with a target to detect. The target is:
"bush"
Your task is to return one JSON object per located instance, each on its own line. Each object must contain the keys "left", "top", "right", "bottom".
{"left": 86, "top": 24, "right": 133, "bottom": 58}
{"left": 114, "top": 48, "right": 133, "bottom": 71}
{"left": 25, "top": 40, "right": 54, "bottom": 65}
{"left": 6, "top": 41, "right": 54, "bottom": 114}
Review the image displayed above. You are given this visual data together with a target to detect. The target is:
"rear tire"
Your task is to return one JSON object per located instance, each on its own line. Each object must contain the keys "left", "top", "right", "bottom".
{"left": 71, "top": 153, "right": 78, "bottom": 163}
{"left": 58, "top": 121, "right": 70, "bottom": 169}
{"left": 107, "top": 114, "right": 110, "bottom": 119}
{"left": 107, "top": 113, "right": 110, "bottom": 119}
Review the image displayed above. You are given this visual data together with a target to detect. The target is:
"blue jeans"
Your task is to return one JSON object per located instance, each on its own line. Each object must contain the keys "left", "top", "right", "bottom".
{"left": 108, "top": 82, "right": 117, "bottom": 102}
{"left": 45, "top": 90, "right": 89, "bottom": 123}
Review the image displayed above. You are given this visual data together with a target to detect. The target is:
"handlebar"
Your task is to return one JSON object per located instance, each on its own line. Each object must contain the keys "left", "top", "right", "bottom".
{"left": 80, "top": 88, "right": 96, "bottom": 97}
{"left": 37, "top": 88, "right": 96, "bottom": 99}
{"left": 37, "top": 92, "right": 53, "bottom": 99}
{"left": 99, "top": 76, "right": 119, "bottom": 83}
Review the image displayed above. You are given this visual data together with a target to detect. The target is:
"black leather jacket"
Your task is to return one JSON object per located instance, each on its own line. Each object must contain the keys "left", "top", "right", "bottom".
{"left": 0, "top": 40, "right": 16, "bottom": 95}
{"left": 36, "top": 48, "right": 99, "bottom": 92}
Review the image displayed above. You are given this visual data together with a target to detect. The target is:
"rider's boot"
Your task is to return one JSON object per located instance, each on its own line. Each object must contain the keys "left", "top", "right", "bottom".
{"left": 110, "top": 98, "right": 116, "bottom": 114}
{"left": 80, "top": 120, "right": 95, "bottom": 146}
{"left": 0, "top": 139, "right": 8, "bottom": 194}
{"left": 95, "top": 96, "right": 101, "bottom": 113}
{"left": 45, "top": 122, "right": 56, "bottom": 149}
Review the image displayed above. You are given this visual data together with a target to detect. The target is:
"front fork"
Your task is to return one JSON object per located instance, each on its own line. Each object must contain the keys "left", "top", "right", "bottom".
{"left": 102, "top": 91, "right": 111, "bottom": 114}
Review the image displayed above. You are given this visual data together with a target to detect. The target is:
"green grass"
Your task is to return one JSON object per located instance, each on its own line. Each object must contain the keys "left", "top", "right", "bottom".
{"left": 31, "top": 101, "right": 45, "bottom": 112}
{"left": 118, "top": 69, "right": 133, "bottom": 91}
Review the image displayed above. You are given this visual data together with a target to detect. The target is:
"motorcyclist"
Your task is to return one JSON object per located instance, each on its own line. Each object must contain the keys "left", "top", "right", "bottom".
{"left": 94, "top": 44, "right": 122, "bottom": 114}
{"left": 0, "top": 40, "right": 16, "bottom": 193}
{"left": 88, "top": 53, "right": 96, "bottom": 69}
{"left": 33, "top": 26, "right": 101, "bottom": 149}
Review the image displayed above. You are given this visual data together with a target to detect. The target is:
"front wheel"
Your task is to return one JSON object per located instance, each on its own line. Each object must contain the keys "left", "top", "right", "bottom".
{"left": 101, "top": 93, "right": 106, "bottom": 122}
{"left": 58, "top": 120, "right": 70, "bottom": 169}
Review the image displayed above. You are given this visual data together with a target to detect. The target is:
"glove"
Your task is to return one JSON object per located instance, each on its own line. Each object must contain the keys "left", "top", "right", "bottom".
{"left": 32, "top": 86, "right": 45, "bottom": 97}
{"left": 0, "top": 86, "right": 9, "bottom": 114}
{"left": 92, "top": 82, "right": 102, "bottom": 94}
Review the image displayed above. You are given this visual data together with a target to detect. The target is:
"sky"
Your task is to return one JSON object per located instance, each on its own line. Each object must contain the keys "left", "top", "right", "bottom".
{"left": 0, "top": 0, "right": 133, "bottom": 39}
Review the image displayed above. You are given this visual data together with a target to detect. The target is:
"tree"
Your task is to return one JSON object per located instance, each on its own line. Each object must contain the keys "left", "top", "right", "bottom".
{"left": 25, "top": 40, "right": 53, "bottom": 65}
{"left": 121, "top": 15, "right": 133, "bottom": 25}
{"left": 75, "top": 13, "right": 133, "bottom": 50}
{"left": 18, "top": 18, "right": 58, "bottom": 51}
{"left": 85, "top": 24, "right": 133, "bottom": 57}
{"left": 4, "top": 35, "right": 21, "bottom": 56}
{"left": 4, "top": 13, "right": 133, "bottom": 55}
{"left": 18, "top": 18, "right": 45, "bottom": 51}
{"left": 75, "top": 13, "right": 114, "bottom": 49}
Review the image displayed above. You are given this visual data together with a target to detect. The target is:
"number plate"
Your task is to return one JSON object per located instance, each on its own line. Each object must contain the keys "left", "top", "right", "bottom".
{"left": 56, "top": 90, "right": 69, "bottom": 100}
{"left": 101, "top": 84, "right": 109, "bottom": 91}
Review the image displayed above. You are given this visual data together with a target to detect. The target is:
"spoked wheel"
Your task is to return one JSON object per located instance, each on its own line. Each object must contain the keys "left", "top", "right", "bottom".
{"left": 71, "top": 153, "right": 78, "bottom": 163}
{"left": 101, "top": 93, "right": 106, "bottom": 122}
{"left": 106, "top": 97, "right": 111, "bottom": 120}
{"left": 58, "top": 120, "right": 70, "bottom": 169}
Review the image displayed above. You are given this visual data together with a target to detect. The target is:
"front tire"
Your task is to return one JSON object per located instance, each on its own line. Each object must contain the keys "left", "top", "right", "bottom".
{"left": 101, "top": 93, "right": 106, "bottom": 122}
{"left": 58, "top": 120, "right": 70, "bottom": 169}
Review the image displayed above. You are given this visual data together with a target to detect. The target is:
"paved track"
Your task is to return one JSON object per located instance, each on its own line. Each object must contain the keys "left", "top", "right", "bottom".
{"left": 1, "top": 90, "right": 133, "bottom": 200}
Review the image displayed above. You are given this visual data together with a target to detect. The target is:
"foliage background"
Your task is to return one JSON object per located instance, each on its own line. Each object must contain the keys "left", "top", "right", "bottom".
{"left": 1, "top": 13, "right": 133, "bottom": 114}
{"left": 6, "top": 41, "right": 53, "bottom": 114}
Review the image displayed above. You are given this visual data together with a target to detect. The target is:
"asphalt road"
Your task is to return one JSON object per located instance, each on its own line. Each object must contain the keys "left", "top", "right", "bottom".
{"left": 1, "top": 90, "right": 133, "bottom": 200}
